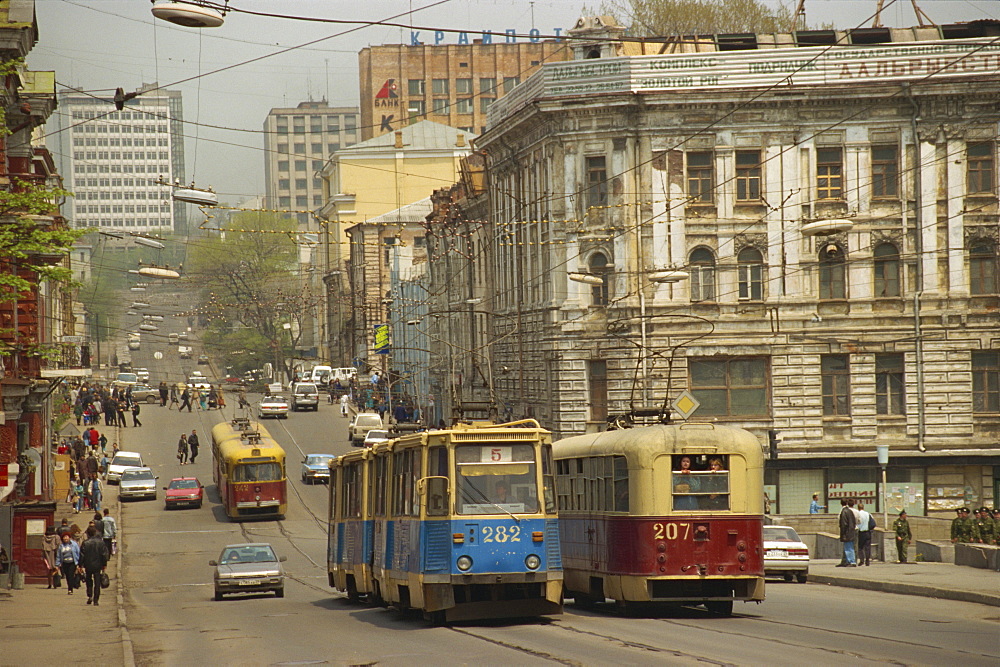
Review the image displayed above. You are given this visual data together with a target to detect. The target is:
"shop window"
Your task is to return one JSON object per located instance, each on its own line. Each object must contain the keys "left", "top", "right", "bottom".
{"left": 875, "top": 353, "right": 905, "bottom": 415}
{"left": 972, "top": 351, "right": 1000, "bottom": 413}
{"left": 689, "top": 247, "right": 716, "bottom": 302}
{"left": 687, "top": 151, "right": 714, "bottom": 203}
{"left": 873, "top": 242, "right": 901, "bottom": 297}
{"left": 689, "top": 357, "right": 768, "bottom": 416}
{"left": 822, "top": 354, "right": 850, "bottom": 416}
{"left": 817, "top": 147, "right": 843, "bottom": 199}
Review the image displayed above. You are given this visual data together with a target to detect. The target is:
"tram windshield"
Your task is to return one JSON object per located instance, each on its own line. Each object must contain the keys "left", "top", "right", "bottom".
{"left": 455, "top": 443, "right": 539, "bottom": 514}
{"left": 232, "top": 461, "right": 282, "bottom": 483}
{"left": 671, "top": 454, "right": 730, "bottom": 510}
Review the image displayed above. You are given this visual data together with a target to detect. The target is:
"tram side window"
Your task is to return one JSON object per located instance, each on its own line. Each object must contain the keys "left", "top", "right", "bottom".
{"left": 426, "top": 447, "right": 449, "bottom": 516}
{"left": 392, "top": 449, "right": 419, "bottom": 517}
{"left": 373, "top": 455, "right": 387, "bottom": 517}
{"left": 542, "top": 444, "right": 556, "bottom": 513}
{"left": 556, "top": 459, "right": 571, "bottom": 510}
{"left": 613, "top": 456, "right": 629, "bottom": 512}
{"left": 343, "top": 463, "right": 362, "bottom": 518}
{"left": 672, "top": 454, "right": 729, "bottom": 511}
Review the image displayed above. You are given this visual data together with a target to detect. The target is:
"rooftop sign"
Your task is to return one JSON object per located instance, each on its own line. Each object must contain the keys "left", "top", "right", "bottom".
{"left": 489, "top": 37, "right": 1000, "bottom": 125}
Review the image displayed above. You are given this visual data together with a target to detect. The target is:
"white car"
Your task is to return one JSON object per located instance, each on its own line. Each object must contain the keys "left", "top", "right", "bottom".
{"left": 257, "top": 395, "right": 289, "bottom": 419}
{"left": 112, "top": 372, "right": 138, "bottom": 388}
{"left": 106, "top": 451, "right": 145, "bottom": 484}
{"left": 136, "top": 368, "right": 150, "bottom": 382}
{"left": 188, "top": 375, "right": 212, "bottom": 390}
{"left": 363, "top": 429, "right": 390, "bottom": 448}
{"left": 763, "top": 525, "right": 810, "bottom": 583}
{"left": 348, "top": 412, "right": 383, "bottom": 445}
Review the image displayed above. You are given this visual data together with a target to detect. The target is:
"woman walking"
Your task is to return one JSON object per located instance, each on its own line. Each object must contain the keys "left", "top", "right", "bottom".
{"left": 56, "top": 532, "right": 81, "bottom": 595}
{"left": 177, "top": 433, "right": 189, "bottom": 465}
{"left": 42, "top": 526, "right": 60, "bottom": 589}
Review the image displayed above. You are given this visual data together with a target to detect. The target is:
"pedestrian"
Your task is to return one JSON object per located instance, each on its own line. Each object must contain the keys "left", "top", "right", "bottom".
{"left": 73, "top": 477, "right": 86, "bottom": 513}
{"left": 169, "top": 384, "right": 179, "bottom": 410}
{"left": 177, "top": 433, "right": 189, "bottom": 465}
{"left": 104, "top": 399, "right": 116, "bottom": 427}
{"left": 179, "top": 388, "right": 192, "bottom": 412}
{"left": 55, "top": 518, "right": 73, "bottom": 539}
{"left": 159, "top": 381, "right": 169, "bottom": 407}
{"left": 973, "top": 507, "right": 994, "bottom": 544}
{"left": 340, "top": 393, "right": 349, "bottom": 418}
{"left": 89, "top": 474, "right": 103, "bottom": 512}
{"left": 809, "top": 493, "right": 825, "bottom": 514}
{"left": 837, "top": 498, "right": 858, "bottom": 566}
{"left": 856, "top": 502, "right": 874, "bottom": 566}
{"left": 131, "top": 401, "right": 142, "bottom": 427}
{"left": 117, "top": 400, "right": 128, "bottom": 428}
{"left": 88, "top": 428, "right": 99, "bottom": 450}
{"left": 188, "top": 429, "right": 200, "bottom": 464}
{"left": 56, "top": 532, "right": 81, "bottom": 595}
{"left": 73, "top": 400, "right": 83, "bottom": 425}
{"left": 892, "top": 510, "right": 913, "bottom": 563}
{"left": 216, "top": 389, "right": 226, "bottom": 410}
{"left": 208, "top": 387, "right": 218, "bottom": 409}
{"left": 98, "top": 432, "right": 107, "bottom": 453}
{"left": 102, "top": 508, "right": 117, "bottom": 556}
{"left": 42, "top": 526, "right": 60, "bottom": 589}
{"left": 92, "top": 511, "right": 104, "bottom": 539}
{"left": 198, "top": 390, "right": 208, "bottom": 411}
{"left": 238, "top": 389, "right": 249, "bottom": 409}
{"left": 80, "top": 525, "right": 109, "bottom": 606}
{"left": 951, "top": 507, "right": 974, "bottom": 543}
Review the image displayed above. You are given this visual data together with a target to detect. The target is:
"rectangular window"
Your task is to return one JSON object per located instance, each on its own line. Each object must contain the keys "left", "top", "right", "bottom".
{"left": 585, "top": 156, "right": 608, "bottom": 208}
{"left": 871, "top": 145, "right": 899, "bottom": 198}
{"left": 737, "top": 261, "right": 763, "bottom": 300}
{"left": 313, "top": 177, "right": 322, "bottom": 189}
{"left": 502, "top": 76, "right": 520, "bottom": 94}
{"left": 967, "top": 142, "right": 995, "bottom": 194}
{"left": 822, "top": 355, "right": 851, "bottom": 416}
{"left": 689, "top": 357, "right": 768, "bottom": 417}
{"left": 278, "top": 179, "right": 289, "bottom": 190}
{"left": 294, "top": 142, "right": 306, "bottom": 153}
{"left": 296, "top": 195, "right": 307, "bottom": 206}
{"left": 311, "top": 143, "right": 323, "bottom": 154}
{"left": 313, "top": 195, "right": 323, "bottom": 206}
{"left": 456, "top": 98, "right": 473, "bottom": 114}
{"left": 407, "top": 79, "right": 425, "bottom": 96}
{"left": 407, "top": 100, "right": 425, "bottom": 120}
{"left": 345, "top": 117, "right": 356, "bottom": 131}
{"left": 480, "top": 77, "right": 496, "bottom": 94}
{"left": 432, "top": 98, "right": 449, "bottom": 115}
{"left": 672, "top": 454, "right": 730, "bottom": 511}
{"left": 431, "top": 79, "right": 449, "bottom": 95}
{"left": 480, "top": 97, "right": 494, "bottom": 113}
{"left": 875, "top": 353, "right": 905, "bottom": 415}
{"left": 972, "top": 351, "right": 1000, "bottom": 413}
{"left": 455, "top": 78, "right": 472, "bottom": 95}
{"left": 294, "top": 160, "right": 306, "bottom": 171}
{"left": 326, "top": 115, "right": 340, "bottom": 132}
{"left": 687, "top": 151, "right": 714, "bottom": 203}
{"left": 310, "top": 118, "right": 322, "bottom": 133}
{"left": 277, "top": 161, "right": 289, "bottom": 172}
{"left": 817, "top": 147, "right": 843, "bottom": 199}
{"left": 735, "top": 150, "right": 762, "bottom": 201}
{"left": 312, "top": 159, "right": 323, "bottom": 170}
{"left": 588, "top": 360, "right": 608, "bottom": 424}
{"left": 295, "top": 178, "right": 307, "bottom": 189}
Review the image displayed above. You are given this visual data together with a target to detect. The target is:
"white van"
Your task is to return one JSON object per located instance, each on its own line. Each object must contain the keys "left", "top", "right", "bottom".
{"left": 332, "top": 367, "right": 357, "bottom": 385}
{"left": 310, "top": 365, "right": 332, "bottom": 386}
{"left": 168, "top": 333, "right": 180, "bottom": 345}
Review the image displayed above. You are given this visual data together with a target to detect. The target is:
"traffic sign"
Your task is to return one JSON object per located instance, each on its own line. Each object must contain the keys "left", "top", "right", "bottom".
{"left": 153, "top": 351, "right": 163, "bottom": 360}
{"left": 671, "top": 390, "right": 701, "bottom": 420}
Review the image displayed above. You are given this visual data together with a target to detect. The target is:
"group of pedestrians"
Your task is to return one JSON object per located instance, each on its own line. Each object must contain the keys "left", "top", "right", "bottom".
{"left": 951, "top": 506, "right": 999, "bottom": 544}
{"left": 837, "top": 497, "right": 892, "bottom": 566}
{"left": 63, "top": 431, "right": 116, "bottom": 514}
{"left": 176, "top": 430, "right": 200, "bottom": 465}
{"left": 43, "top": 510, "right": 115, "bottom": 606}
{"left": 173, "top": 385, "right": 225, "bottom": 412}
{"left": 70, "top": 382, "right": 142, "bottom": 428}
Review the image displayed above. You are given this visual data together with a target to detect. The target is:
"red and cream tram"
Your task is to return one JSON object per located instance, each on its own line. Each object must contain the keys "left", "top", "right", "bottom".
{"left": 553, "top": 422, "right": 765, "bottom": 615}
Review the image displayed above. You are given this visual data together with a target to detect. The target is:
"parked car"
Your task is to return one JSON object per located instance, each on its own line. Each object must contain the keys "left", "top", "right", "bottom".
{"left": 130, "top": 383, "right": 159, "bottom": 404}
{"left": 164, "top": 477, "right": 204, "bottom": 509}
{"left": 257, "top": 395, "right": 289, "bottom": 419}
{"left": 210, "top": 543, "right": 286, "bottom": 600}
{"left": 363, "top": 429, "right": 390, "bottom": 448}
{"left": 300, "top": 454, "right": 335, "bottom": 484}
{"left": 178, "top": 331, "right": 189, "bottom": 341}
{"left": 106, "top": 451, "right": 144, "bottom": 484}
{"left": 136, "top": 368, "right": 150, "bottom": 382}
{"left": 763, "top": 525, "right": 810, "bottom": 582}
{"left": 112, "top": 372, "right": 138, "bottom": 388}
{"left": 119, "top": 467, "right": 158, "bottom": 501}
{"left": 198, "top": 354, "right": 210, "bottom": 365}
{"left": 168, "top": 333, "right": 180, "bottom": 345}
{"left": 290, "top": 382, "right": 319, "bottom": 412}
{"left": 348, "top": 412, "right": 383, "bottom": 445}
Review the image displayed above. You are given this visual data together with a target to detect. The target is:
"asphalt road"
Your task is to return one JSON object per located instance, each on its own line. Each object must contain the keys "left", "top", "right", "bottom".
{"left": 107, "top": 323, "right": 1000, "bottom": 665}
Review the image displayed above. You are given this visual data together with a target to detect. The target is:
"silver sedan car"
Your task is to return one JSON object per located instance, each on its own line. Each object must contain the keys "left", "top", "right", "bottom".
{"left": 118, "top": 467, "right": 158, "bottom": 501}
{"left": 257, "top": 395, "right": 289, "bottom": 419}
{"left": 210, "top": 543, "right": 287, "bottom": 600}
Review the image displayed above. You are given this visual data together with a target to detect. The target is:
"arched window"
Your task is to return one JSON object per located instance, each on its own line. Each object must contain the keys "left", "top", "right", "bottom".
{"left": 689, "top": 248, "right": 716, "bottom": 302}
{"left": 589, "top": 252, "right": 610, "bottom": 306}
{"left": 737, "top": 247, "right": 764, "bottom": 301}
{"left": 873, "top": 242, "right": 900, "bottom": 298}
{"left": 970, "top": 242, "right": 998, "bottom": 295}
{"left": 819, "top": 244, "right": 846, "bottom": 300}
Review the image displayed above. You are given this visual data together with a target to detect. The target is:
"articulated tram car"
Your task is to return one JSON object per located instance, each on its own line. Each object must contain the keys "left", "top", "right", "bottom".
{"left": 328, "top": 420, "right": 563, "bottom": 623}
{"left": 553, "top": 423, "right": 765, "bottom": 615}
{"left": 211, "top": 418, "right": 287, "bottom": 520}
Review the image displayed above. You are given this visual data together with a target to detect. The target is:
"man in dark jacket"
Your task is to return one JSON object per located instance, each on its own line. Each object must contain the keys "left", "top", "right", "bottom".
{"left": 80, "top": 525, "right": 110, "bottom": 605}
{"left": 838, "top": 498, "right": 858, "bottom": 567}
{"left": 187, "top": 430, "right": 200, "bottom": 464}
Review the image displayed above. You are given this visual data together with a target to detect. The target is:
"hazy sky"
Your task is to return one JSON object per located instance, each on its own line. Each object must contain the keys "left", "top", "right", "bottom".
{"left": 31, "top": 0, "right": 997, "bottom": 203}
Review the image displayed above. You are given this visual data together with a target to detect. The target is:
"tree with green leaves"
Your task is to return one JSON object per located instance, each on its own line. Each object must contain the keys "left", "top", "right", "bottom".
{"left": 600, "top": 0, "right": 795, "bottom": 36}
{"left": 186, "top": 212, "right": 321, "bottom": 381}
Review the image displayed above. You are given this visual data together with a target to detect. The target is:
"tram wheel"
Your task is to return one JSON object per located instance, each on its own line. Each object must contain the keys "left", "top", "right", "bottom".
{"left": 570, "top": 591, "right": 596, "bottom": 608}
{"left": 783, "top": 573, "right": 793, "bottom": 582}
{"left": 424, "top": 610, "right": 447, "bottom": 625}
{"left": 705, "top": 600, "right": 734, "bottom": 616}
{"left": 796, "top": 573, "right": 808, "bottom": 583}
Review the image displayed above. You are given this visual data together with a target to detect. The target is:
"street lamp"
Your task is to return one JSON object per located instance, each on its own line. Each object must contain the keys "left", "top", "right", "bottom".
{"left": 877, "top": 444, "right": 890, "bottom": 560}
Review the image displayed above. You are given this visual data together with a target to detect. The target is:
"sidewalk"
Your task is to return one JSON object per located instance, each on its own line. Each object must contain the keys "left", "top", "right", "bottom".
{"left": 809, "top": 558, "right": 1000, "bottom": 607}
{"left": 0, "top": 488, "right": 134, "bottom": 666}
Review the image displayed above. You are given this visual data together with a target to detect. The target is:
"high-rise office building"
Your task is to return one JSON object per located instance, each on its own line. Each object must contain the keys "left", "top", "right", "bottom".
{"left": 52, "top": 84, "right": 186, "bottom": 233}
{"left": 262, "top": 101, "right": 360, "bottom": 224}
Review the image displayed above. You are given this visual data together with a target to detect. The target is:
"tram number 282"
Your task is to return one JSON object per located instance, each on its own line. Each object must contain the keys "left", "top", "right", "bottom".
{"left": 652, "top": 522, "right": 692, "bottom": 541}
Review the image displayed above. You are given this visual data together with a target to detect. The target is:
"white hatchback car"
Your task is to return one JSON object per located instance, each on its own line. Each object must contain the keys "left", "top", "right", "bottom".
{"left": 106, "top": 451, "right": 145, "bottom": 484}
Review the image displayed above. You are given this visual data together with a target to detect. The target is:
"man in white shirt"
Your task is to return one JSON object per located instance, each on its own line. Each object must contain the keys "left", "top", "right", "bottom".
{"left": 856, "top": 501, "right": 873, "bottom": 566}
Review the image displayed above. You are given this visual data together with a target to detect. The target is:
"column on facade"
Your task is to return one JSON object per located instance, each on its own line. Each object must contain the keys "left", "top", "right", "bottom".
{"left": 945, "top": 137, "right": 968, "bottom": 296}
{"left": 918, "top": 138, "right": 940, "bottom": 293}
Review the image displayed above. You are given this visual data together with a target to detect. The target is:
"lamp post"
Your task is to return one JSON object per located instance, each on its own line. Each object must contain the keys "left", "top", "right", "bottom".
{"left": 877, "top": 444, "right": 889, "bottom": 560}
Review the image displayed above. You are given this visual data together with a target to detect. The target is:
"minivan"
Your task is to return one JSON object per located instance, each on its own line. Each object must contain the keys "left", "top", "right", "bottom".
{"left": 290, "top": 382, "right": 319, "bottom": 411}
{"left": 349, "top": 412, "right": 383, "bottom": 445}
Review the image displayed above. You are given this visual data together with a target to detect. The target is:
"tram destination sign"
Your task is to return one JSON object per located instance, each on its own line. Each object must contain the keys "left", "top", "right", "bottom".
{"left": 490, "top": 37, "right": 1000, "bottom": 124}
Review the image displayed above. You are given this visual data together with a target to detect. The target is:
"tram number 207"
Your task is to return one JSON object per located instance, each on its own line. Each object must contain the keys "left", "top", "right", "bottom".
{"left": 482, "top": 525, "right": 522, "bottom": 543}
{"left": 653, "top": 522, "right": 691, "bottom": 541}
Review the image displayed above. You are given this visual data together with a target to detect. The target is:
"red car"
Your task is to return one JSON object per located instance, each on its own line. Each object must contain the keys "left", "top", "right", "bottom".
{"left": 164, "top": 477, "right": 204, "bottom": 509}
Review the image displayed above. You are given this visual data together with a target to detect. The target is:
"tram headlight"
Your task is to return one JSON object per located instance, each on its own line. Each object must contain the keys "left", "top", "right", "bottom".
{"left": 525, "top": 555, "right": 541, "bottom": 570}
{"left": 457, "top": 556, "right": 473, "bottom": 571}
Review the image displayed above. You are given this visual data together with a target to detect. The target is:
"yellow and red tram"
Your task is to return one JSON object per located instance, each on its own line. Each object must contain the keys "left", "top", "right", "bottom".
{"left": 211, "top": 418, "right": 287, "bottom": 520}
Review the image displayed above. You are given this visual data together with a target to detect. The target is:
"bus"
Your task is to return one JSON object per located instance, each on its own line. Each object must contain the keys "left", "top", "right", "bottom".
{"left": 211, "top": 418, "right": 287, "bottom": 520}
{"left": 328, "top": 420, "right": 563, "bottom": 623}
{"left": 553, "top": 421, "right": 765, "bottom": 615}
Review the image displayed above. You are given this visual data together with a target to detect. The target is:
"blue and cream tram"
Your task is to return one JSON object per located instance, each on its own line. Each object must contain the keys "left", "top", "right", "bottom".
{"left": 328, "top": 420, "right": 563, "bottom": 623}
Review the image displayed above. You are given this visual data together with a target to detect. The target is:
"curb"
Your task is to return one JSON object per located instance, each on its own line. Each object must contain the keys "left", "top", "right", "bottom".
{"left": 810, "top": 573, "right": 1000, "bottom": 608}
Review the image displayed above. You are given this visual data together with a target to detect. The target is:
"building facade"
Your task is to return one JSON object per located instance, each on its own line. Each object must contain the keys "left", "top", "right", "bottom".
{"left": 358, "top": 40, "right": 570, "bottom": 141}
{"left": 262, "top": 101, "right": 359, "bottom": 222}
{"left": 52, "top": 84, "right": 186, "bottom": 233}
{"left": 469, "top": 18, "right": 1000, "bottom": 518}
